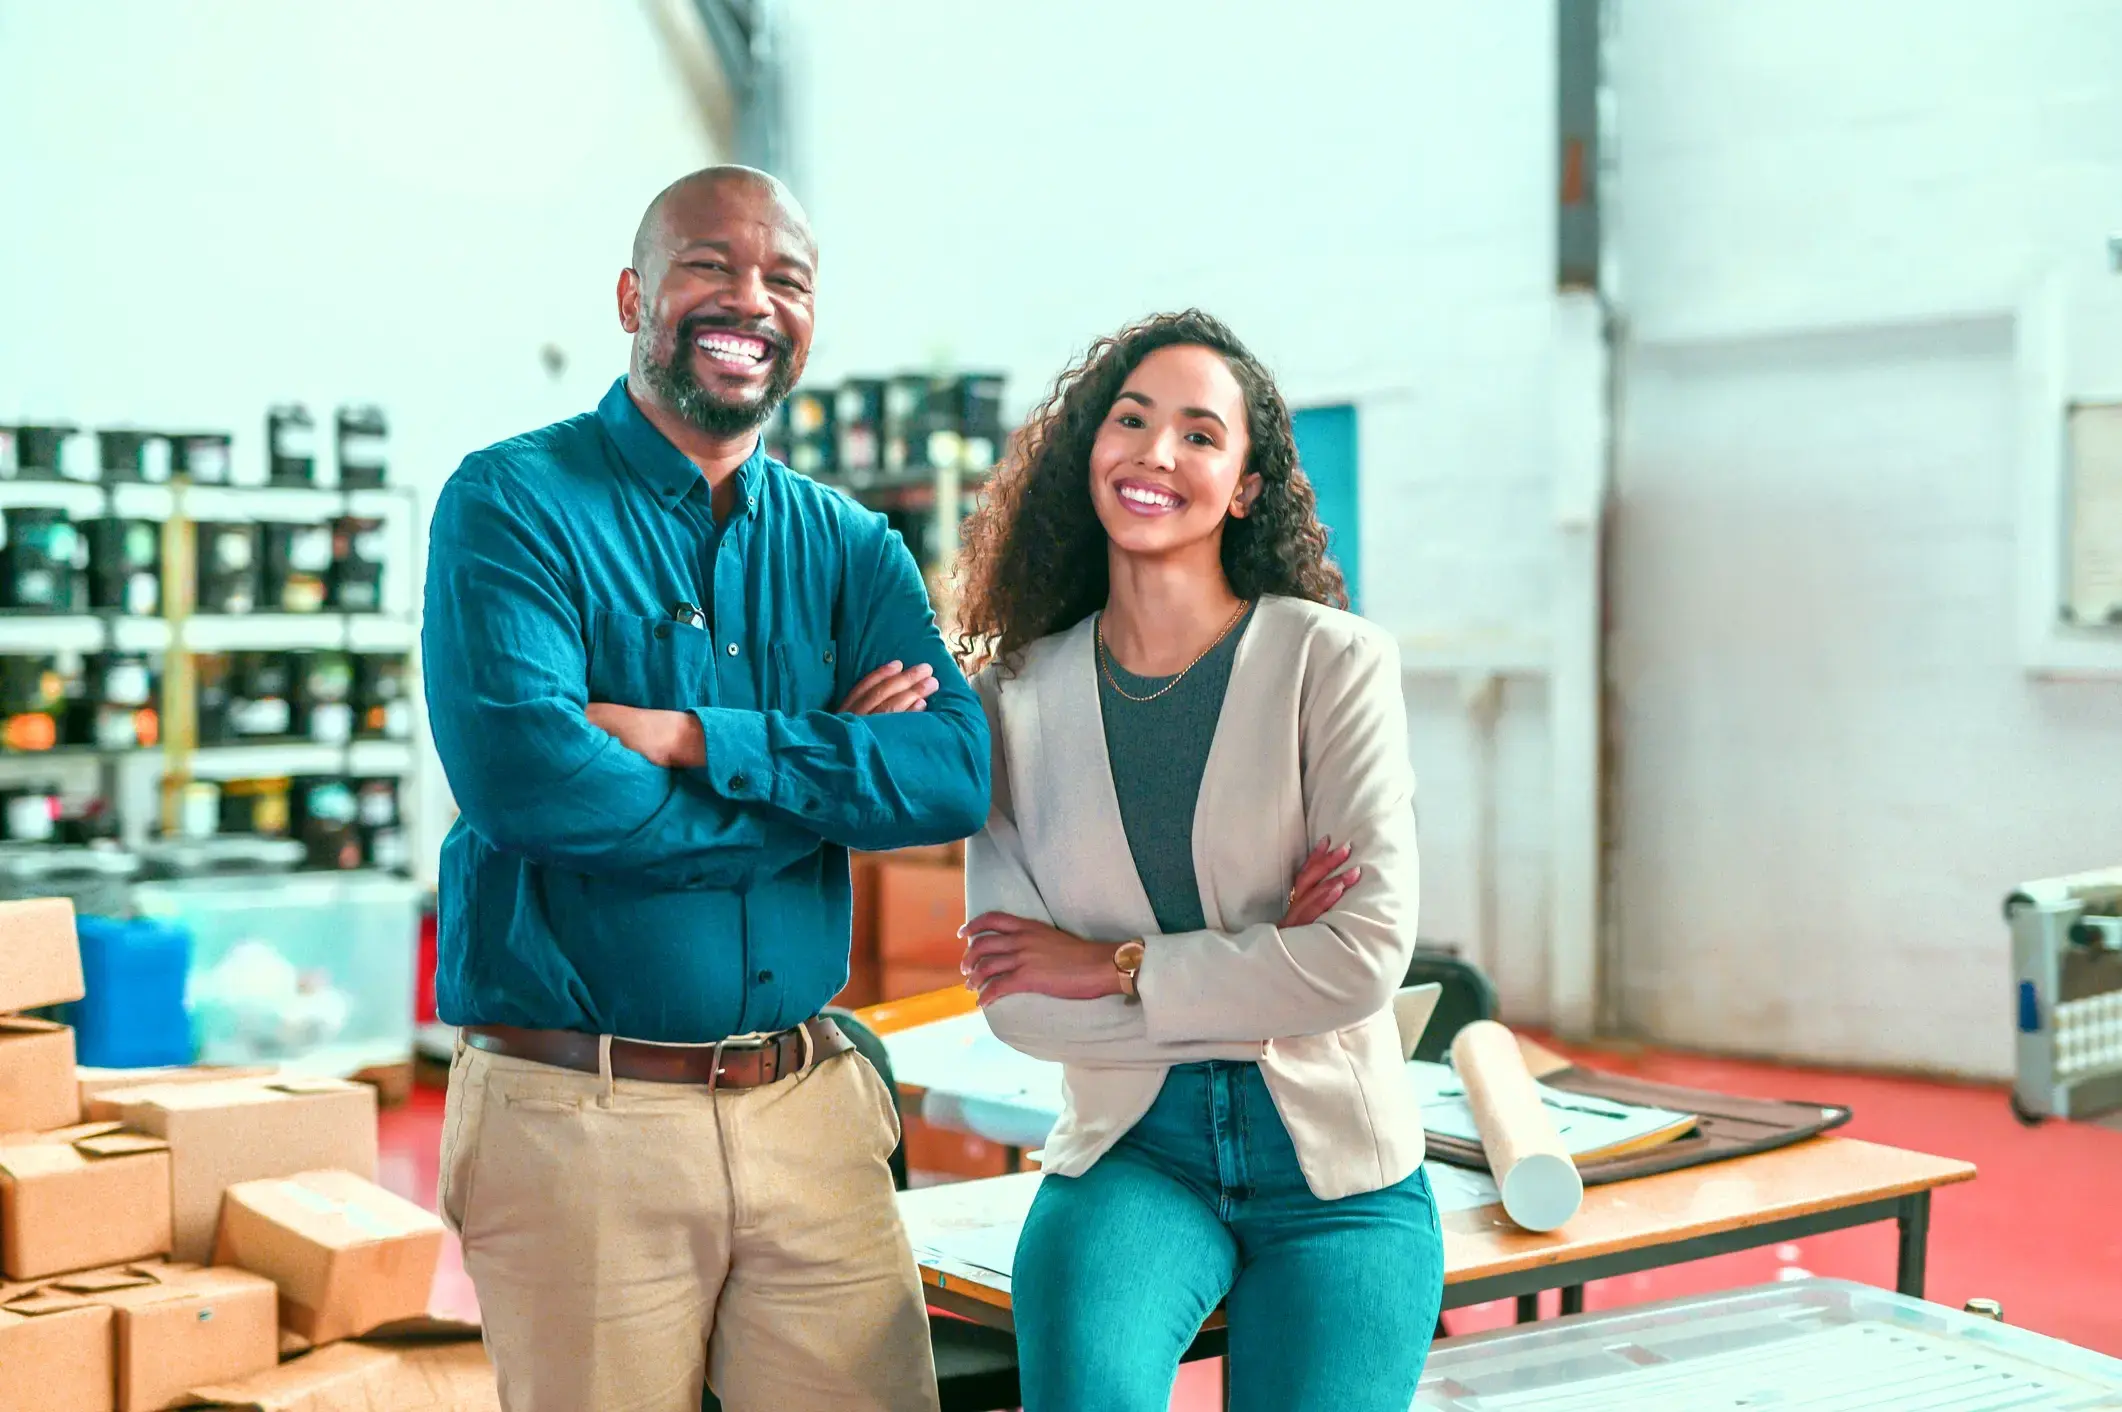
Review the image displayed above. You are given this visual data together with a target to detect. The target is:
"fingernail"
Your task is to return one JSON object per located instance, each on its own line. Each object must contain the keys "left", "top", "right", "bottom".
{"left": 912, "top": 700, "right": 927, "bottom": 711}
{"left": 887, "top": 661, "right": 903, "bottom": 672}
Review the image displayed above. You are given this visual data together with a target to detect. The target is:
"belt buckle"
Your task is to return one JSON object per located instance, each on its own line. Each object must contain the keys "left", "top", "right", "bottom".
{"left": 704, "top": 1026, "right": 808, "bottom": 1091}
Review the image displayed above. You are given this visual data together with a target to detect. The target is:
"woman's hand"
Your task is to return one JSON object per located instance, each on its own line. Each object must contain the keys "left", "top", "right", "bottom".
{"left": 959, "top": 913, "right": 1124, "bottom": 1005}
{"left": 838, "top": 660, "right": 938, "bottom": 715}
{"left": 1282, "top": 837, "right": 1359, "bottom": 927}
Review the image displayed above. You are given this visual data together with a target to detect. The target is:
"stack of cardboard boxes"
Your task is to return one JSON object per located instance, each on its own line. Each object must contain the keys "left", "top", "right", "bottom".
{"left": 0, "top": 899, "right": 477, "bottom": 1412}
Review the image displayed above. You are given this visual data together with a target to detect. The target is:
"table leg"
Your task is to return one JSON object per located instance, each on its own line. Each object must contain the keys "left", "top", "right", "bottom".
{"left": 1896, "top": 1191, "right": 1931, "bottom": 1298}
{"left": 1560, "top": 1284, "right": 1585, "bottom": 1316}
{"left": 1515, "top": 1292, "right": 1542, "bottom": 1323}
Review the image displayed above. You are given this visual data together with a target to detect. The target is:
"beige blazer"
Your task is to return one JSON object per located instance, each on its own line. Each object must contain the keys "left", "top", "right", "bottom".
{"left": 965, "top": 594, "right": 1426, "bottom": 1202}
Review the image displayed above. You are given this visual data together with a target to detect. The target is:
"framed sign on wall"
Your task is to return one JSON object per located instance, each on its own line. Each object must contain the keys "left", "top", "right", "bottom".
{"left": 2065, "top": 400, "right": 2122, "bottom": 628}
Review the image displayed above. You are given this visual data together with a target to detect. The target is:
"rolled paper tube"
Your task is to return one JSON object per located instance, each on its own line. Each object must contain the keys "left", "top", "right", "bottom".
{"left": 1449, "top": 1019, "right": 1584, "bottom": 1231}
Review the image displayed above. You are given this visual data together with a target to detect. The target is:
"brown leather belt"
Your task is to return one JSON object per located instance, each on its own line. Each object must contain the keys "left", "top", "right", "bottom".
{"left": 461, "top": 1015, "right": 851, "bottom": 1089}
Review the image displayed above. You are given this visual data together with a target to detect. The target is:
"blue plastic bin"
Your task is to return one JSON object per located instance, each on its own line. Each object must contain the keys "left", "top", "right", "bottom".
{"left": 70, "top": 915, "right": 196, "bottom": 1068}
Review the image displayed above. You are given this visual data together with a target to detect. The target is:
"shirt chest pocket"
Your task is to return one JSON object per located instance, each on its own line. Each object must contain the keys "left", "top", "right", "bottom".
{"left": 588, "top": 610, "right": 711, "bottom": 709}
{"left": 770, "top": 640, "right": 840, "bottom": 715}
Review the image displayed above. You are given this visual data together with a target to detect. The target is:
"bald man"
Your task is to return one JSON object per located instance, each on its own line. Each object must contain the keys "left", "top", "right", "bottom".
{"left": 421, "top": 166, "right": 983, "bottom": 1411}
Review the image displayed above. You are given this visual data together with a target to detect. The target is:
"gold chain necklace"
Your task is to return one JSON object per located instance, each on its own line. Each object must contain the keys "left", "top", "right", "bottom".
{"left": 1096, "top": 600, "right": 1250, "bottom": 704}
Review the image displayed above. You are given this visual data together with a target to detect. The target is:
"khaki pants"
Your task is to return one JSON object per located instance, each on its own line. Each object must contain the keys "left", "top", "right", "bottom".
{"left": 439, "top": 1034, "right": 941, "bottom": 1412}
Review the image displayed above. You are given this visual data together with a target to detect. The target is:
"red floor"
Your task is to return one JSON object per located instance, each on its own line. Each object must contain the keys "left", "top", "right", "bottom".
{"left": 380, "top": 1043, "right": 2122, "bottom": 1407}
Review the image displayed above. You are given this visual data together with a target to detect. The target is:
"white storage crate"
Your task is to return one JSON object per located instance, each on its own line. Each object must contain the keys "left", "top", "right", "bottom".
{"left": 132, "top": 870, "right": 420, "bottom": 1076}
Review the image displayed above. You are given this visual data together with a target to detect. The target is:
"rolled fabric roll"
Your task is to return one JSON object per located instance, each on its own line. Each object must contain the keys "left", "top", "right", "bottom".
{"left": 1450, "top": 1019, "right": 1584, "bottom": 1231}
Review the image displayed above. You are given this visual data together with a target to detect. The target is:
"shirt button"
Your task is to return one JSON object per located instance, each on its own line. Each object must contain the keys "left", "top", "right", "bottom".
{"left": 756, "top": 969, "right": 773, "bottom": 984}
{"left": 746, "top": 496, "right": 757, "bottom": 512}
{"left": 654, "top": 623, "right": 671, "bottom": 640}
{"left": 726, "top": 642, "right": 740, "bottom": 657}
{"left": 729, "top": 774, "right": 749, "bottom": 792}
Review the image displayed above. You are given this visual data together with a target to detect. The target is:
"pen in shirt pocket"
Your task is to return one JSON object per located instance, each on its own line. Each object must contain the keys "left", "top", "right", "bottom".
{"left": 670, "top": 601, "right": 705, "bottom": 630}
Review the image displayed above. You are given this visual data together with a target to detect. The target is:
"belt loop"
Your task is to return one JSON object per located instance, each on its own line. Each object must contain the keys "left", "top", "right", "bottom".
{"left": 597, "top": 1035, "right": 616, "bottom": 1108}
{"left": 797, "top": 1019, "right": 816, "bottom": 1076}
{"left": 453, "top": 1027, "right": 467, "bottom": 1059}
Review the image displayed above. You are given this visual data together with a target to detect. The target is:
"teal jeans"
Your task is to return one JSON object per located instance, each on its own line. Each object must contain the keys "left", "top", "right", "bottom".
{"left": 1011, "top": 1061, "right": 1444, "bottom": 1412}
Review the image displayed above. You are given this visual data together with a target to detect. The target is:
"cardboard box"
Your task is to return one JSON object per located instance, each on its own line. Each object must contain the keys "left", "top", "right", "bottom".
{"left": 0, "top": 1122, "right": 172, "bottom": 1279}
{"left": 900, "top": 1113, "right": 1019, "bottom": 1181}
{"left": 0, "top": 1283, "right": 115, "bottom": 1412}
{"left": 187, "top": 1337, "right": 497, "bottom": 1412}
{"left": 0, "top": 1018, "right": 79, "bottom": 1134}
{"left": 108, "top": 1079, "right": 377, "bottom": 1264}
{"left": 0, "top": 896, "right": 85, "bottom": 1014}
{"left": 214, "top": 1169, "right": 445, "bottom": 1345}
{"left": 874, "top": 858, "right": 967, "bottom": 968}
{"left": 46, "top": 1263, "right": 278, "bottom": 1412}
{"left": 79, "top": 1067, "right": 277, "bottom": 1124}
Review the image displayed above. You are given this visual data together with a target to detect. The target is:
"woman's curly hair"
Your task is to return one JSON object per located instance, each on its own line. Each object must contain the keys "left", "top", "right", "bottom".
{"left": 953, "top": 309, "right": 1348, "bottom": 671}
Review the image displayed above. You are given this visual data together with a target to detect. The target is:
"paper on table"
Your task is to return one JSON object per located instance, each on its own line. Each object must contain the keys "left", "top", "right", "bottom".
{"left": 1409, "top": 1060, "right": 1695, "bottom": 1162}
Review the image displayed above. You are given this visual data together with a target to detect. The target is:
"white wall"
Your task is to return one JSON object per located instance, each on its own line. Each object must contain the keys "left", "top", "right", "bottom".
{"left": 782, "top": 0, "right": 1574, "bottom": 1020}
{"left": 0, "top": 0, "right": 727, "bottom": 881}
{"left": 1607, "top": 0, "right": 2122, "bottom": 1074}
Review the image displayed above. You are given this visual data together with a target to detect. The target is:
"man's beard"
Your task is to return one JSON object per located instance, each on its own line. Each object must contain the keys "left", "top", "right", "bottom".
{"left": 641, "top": 317, "right": 799, "bottom": 439}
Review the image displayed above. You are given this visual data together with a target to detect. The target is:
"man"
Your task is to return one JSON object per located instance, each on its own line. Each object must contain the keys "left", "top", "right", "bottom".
{"left": 421, "top": 165, "right": 986, "bottom": 1412}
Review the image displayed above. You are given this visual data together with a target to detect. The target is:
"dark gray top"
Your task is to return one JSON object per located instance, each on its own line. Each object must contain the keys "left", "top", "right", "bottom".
{"left": 1096, "top": 605, "right": 1256, "bottom": 935}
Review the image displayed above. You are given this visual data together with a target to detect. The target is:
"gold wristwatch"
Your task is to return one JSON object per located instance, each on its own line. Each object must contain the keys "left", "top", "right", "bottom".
{"left": 1113, "top": 939, "right": 1145, "bottom": 1001}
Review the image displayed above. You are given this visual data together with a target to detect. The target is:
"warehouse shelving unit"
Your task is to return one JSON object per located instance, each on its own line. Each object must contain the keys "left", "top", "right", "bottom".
{"left": 0, "top": 469, "right": 420, "bottom": 860}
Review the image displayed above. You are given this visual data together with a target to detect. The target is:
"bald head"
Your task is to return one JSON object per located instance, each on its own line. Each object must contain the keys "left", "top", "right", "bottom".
{"left": 631, "top": 165, "right": 814, "bottom": 273}
{"left": 618, "top": 165, "right": 818, "bottom": 448}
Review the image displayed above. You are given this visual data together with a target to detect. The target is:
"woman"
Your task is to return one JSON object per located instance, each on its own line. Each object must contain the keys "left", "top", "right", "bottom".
{"left": 952, "top": 309, "right": 1441, "bottom": 1411}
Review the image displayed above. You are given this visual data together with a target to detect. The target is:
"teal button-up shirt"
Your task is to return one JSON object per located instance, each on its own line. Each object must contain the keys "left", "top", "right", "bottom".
{"left": 422, "top": 377, "right": 988, "bottom": 1041}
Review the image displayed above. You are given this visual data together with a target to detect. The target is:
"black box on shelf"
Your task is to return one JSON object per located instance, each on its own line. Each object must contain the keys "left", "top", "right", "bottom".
{"left": 290, "top": 774, "right": 362, "bottom": 870}
{"left": 762, "top": 397, "right": 793, "bottom": 466}
{"left": 950, "top": 373, "right": 1007, "bottom": 472}
{"left": 231, "top": 652, "right": 296, "bottom": 740}
{"left": 82, "top": 517, "right": 163, "bottom": 616}
{"left": 219, "top": 775, "right": 293, "bottom": 838}
{"left": 68, "top": 652, "right": 157, "bottom": 752}
{"left": 267, "top": 404, "right": 318, "bottom": 486}
{"left": 881, "top": 374, "right": 932, "bottom": 475}
{"left": 170, "top": 432, "right": 235, "bottom": 486}
{"left": 835, "top": 379, "right": 885, "bottom": 481}
{"left": 0, "top": 784, "right": 61, "bottom": 842}
{"left": 336, "top": 405, "right": 388, "bottom": 488}
{"left": 785, "top": 387, "right": 836, "bottom": 479}
{"left": 195, "top": 521, "right": 262, "bottom": 615}
{"left": 197, "top": 651, "right": 295, "bottom": 743}
{"left": 98, "top": 429, "right": 172, "bottom": 484}
{"left": 192, "top": 652, "right": 234, "bottom": 744}
{"left": 355, "top": 776, "right": 406, "bottom": 872}
{"left": 3, "top": 424, "right": 82, "bottom": 481}
{"left": 291, "top": 649, "right": 355, "bottom": 745}
{"left": 0, "top": 655, "right": 69, "bottom": 753}
{"left": 354, "top": 654, "right": 413, "bottom": 740}
{"left": 328, "top": 516, "right": 385, "bottom": 612}
{"left": 0, "top": 508, "right": 87, "bottom": 613}
{"left": 260, "top": 520, "right": 334, "bottom": 613}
